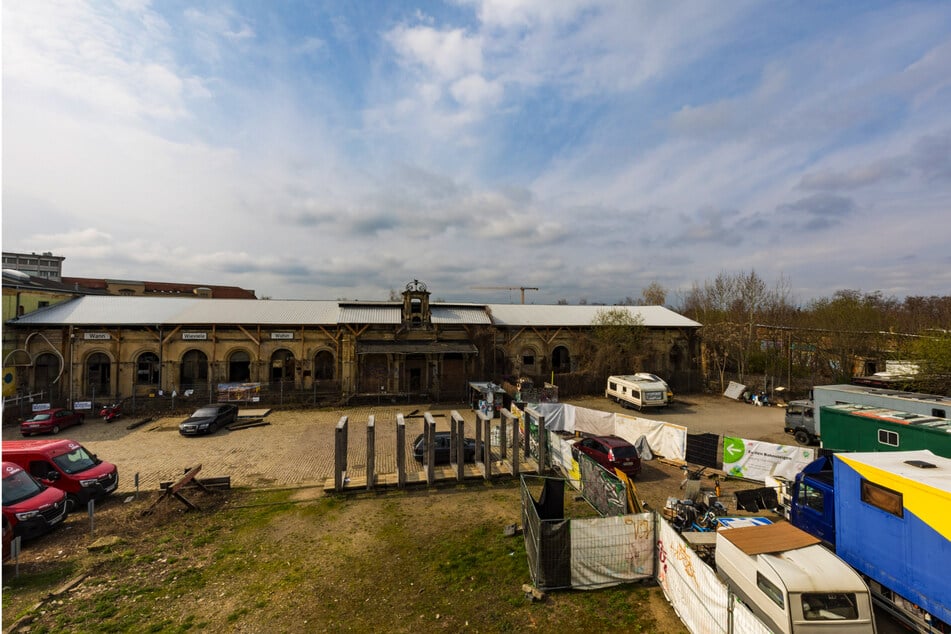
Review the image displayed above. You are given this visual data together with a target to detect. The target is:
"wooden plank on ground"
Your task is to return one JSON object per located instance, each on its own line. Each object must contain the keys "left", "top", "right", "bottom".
{"left": 237, "top": 408, "right": 271, "bottom": 418}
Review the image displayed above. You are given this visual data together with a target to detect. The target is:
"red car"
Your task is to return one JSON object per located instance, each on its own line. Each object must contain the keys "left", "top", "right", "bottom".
{"left": 572, "top": 435, "right": 642, "bottom": 479}
{"left": 20, "top": 409, "right": 85, "bottom": 436}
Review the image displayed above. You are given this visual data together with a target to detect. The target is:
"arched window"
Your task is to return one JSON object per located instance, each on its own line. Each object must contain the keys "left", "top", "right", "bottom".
{"left": 136, "top": 352, "right": 160, "bottom": 385}
{"left": 552, "top": 346, "right": 571, "bottom": 373}
{"left": 229, "top": 350, "right": 251, "bottom": 382}
{"left": 180, "top": 350, "right": 208, "bottom": 388}
{"left": 313, "top": 350, "right": 335, "bottom": 380}
{"left": 270, "top": 349, "right": 295, "bottom": 383}
{"left": 86, "top": 352, "right": 111, "bottom": 398}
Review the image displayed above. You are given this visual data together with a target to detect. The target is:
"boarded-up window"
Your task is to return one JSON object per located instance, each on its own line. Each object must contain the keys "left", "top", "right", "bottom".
{"left": 861, "top": 479, "right": 903, "bottom": 518}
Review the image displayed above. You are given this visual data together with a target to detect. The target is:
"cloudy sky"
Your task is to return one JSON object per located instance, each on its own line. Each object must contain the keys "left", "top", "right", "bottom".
{"left": 3, "top": 1, "right": 950, "bottom": 305}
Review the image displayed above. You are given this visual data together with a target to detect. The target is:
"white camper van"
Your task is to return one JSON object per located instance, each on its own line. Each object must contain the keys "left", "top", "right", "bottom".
{"left": 715, "top": 523, "right": 876, "bottom": 634}
{"left": 605, "top": 374, "right": 670, "bottom": 410}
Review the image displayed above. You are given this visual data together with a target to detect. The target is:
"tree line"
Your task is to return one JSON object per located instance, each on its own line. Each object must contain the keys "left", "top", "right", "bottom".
{"left": 678, "top": 271, "right": 950, "bottom": 395}
{"left": 562, "top": 271, "right": 950, "bottom": 396}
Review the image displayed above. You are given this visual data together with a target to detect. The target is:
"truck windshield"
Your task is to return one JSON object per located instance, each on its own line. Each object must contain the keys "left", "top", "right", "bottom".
{"left": 52, "top": 446, "right": 98, "bottom": 474}
{"left": 2, "top": 469, "right": 44, "bottom": 505}
{"left": 801, "top": 593, "right": 859, "bottom": 620}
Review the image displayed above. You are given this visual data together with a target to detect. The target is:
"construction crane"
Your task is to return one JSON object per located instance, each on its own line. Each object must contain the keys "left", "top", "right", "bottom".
{"left": 471, "top": 286, "right": 539, "bottom": 304}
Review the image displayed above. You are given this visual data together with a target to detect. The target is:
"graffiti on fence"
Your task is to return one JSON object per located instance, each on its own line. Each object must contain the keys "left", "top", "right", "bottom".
{"left": 578, "top": 454, "right": 627, "bottom": 516}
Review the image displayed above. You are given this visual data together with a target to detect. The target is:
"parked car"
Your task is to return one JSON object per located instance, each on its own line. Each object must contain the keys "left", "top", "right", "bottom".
{"left": 572, "top": 435, "right": 642, "bottom": 479}
{"left": 20, "top": 409, "right": 84, "bottom": 436}
{"left": 412, "top": 432, "right": 481, "bottom": 464}
{"left": 178, "top": 404, "right": 238, "bottom": 436}
{"left": 1, "top": 461, "right": 68, "bottom": 541}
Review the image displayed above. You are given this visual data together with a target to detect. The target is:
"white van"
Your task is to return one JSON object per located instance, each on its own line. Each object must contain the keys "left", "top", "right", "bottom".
{"left": 605, "top": 374, "right": 670, "bottom": 410}
{"left": 715, "top": 523, "right": 876, "bottom": 634}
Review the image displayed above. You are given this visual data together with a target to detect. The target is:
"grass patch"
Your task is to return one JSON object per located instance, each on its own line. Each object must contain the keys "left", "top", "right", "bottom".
{"left": 3, "top": 487, "right": 681, "bottom": 633}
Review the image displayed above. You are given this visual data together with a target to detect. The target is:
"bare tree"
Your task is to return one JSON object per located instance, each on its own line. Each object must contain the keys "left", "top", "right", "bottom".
{"left": 576, "top": 308, "right": 647, "bottom": 377}
{"left": 641, "top": 281, "right": 667, "bottom": 306}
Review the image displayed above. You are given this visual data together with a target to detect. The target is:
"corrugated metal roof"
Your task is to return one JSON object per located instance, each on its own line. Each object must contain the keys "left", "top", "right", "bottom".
{"left": 338, "top": 306, "right": 401, "bottom": 324}
{"left": 8, "top": 296, "right": 699, "bottom": 329}
{"left": 431, "top": 306, "right": 492, "bottom": 324}
{"left": 9, "top": 296, "right": 341, "bottom": 325}
{"left": 486, "top": 304, "right": 701, "bottom": 328}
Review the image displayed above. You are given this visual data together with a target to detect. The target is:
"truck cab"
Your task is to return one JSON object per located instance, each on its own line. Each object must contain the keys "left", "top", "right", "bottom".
{"left": 787, "top": 455, "right": 836, "bottom": 547}
{"left": 784, "top": 400, "right": 817, "bottom": 445}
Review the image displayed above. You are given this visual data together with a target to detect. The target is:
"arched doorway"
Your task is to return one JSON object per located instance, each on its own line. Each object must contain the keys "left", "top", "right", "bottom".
{"left": 85, "top": 352, "right": 111, "bottom": 399}
{"left": 180, "top": 350, "right": 208, "bottom": 390}
{"left": 229, "top": 350, "right": 251, "bottom": 382}
{"left": 33, "top": 353, "right": 62, "bottom": 399}
{"left": 313, "top": 350, "right": 335, "bottom": 380}
{"left": 552, "top": 346, "right": 571, "bottom": 373}
{"left": 270, "top": 349, "right": 296, "bottom": 386}
{"left": 136, "top": 352, "right": 160, "bottom": 391}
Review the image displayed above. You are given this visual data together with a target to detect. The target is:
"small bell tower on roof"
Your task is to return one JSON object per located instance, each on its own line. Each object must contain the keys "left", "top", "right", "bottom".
{"left": 401, "top": 279, "right": 431, "bottom": 328}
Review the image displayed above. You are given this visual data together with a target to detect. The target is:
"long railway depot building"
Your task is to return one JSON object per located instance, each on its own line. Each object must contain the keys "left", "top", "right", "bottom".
{"left": 4, "top": 280, "right": 701, "bottom": 406}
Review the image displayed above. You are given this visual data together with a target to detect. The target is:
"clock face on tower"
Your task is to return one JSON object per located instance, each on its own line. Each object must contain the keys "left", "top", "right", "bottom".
{"left": 405, "top": 279, "right": 427, "bottom": 293}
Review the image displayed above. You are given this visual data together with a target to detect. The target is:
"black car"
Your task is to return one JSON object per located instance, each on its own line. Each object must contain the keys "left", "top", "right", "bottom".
{"left": 412, "top": 432, "right": 480, "bottom": 464}
{"left": 178, "top": 404, "right": 238, "bottom": 436}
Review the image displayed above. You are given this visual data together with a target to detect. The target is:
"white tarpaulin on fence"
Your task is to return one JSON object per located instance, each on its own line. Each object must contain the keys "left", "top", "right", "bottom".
{"left": 614, "top": 414, "right": 687, "bottom": 461}
{"left": 656, "top": 515, "right": 729, "bottom": 634}
{"left": 572, "top": 404, "right": 616, "bottom": 437}
{"left": 570, "top": 513, "right": 654, "bottom": 589}
{"left": 532, "top": 402, "right": 572, "bottom": 431}
{"left": 722, "top": 437, "right": 816, "bottom": 482}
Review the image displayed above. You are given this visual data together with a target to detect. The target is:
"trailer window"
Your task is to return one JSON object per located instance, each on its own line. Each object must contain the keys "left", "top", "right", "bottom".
{"left": 877, "top": 429, "right": 899, "bottom": 447}
{"left": 756, "top": 572, "right": 784, "bottom": 609}
{"left": 801, "top": 593, "right": 859, "bottom": 620}
{"left": 861, "top": 479, "right": 903, "bottom": 518}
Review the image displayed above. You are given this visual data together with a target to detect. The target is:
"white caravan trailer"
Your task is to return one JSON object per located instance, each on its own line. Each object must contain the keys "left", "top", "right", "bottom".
{"left": 605, "top": 374, "right": 670, "bottom": 410}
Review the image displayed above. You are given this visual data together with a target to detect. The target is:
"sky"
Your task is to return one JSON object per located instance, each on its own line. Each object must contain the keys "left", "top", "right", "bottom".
{"left": 3, "top": 1, "right": 950, "bottom": 306}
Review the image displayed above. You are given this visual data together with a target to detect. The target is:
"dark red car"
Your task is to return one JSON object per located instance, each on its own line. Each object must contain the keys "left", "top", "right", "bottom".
{"left": 572, "top": 435, "right": 642, "bottom": 479}
{"left": 20, "top": 409, "right": 85, "bottom": 436}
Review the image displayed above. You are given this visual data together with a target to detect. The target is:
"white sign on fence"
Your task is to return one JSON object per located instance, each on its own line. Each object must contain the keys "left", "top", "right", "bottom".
{"left": 722, "top": 437, "right": 816, "bottom": 482}
{"left": 32, "top": 402, "right": 52, "bottom": 412}
{"left": 74, "top": 401, "right": 93, "bottom": 410}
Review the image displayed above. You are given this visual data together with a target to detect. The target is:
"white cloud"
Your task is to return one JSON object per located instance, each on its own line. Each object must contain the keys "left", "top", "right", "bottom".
{"left": 449, "top": 74, "right": 503, "bottom": 107}
{"left": 386, "top": 24, "right": 483, "bottom": 80}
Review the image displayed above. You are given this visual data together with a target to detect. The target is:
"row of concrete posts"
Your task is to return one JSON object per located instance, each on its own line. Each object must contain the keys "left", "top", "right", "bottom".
{"left": 333, "top": 406, "right": 546, "bottom": 492}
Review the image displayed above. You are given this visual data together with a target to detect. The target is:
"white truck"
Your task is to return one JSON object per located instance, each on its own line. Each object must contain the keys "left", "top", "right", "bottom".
{"left": 715, "top": 521, "right": 877, "bottom": 633}
{"left": 605, "top": 373, "right": 671, "bottom": 410}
